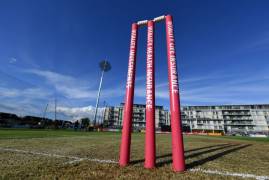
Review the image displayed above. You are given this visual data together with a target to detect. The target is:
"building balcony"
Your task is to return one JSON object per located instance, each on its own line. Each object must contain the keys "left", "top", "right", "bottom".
{"left": 224, "top": 123, "right": 255, "bottom": 126}
{"left": 223, "top": 114, "right": 251, "bottom": 116}
{"left": 224, "top": 118, "right": 252, "bottom": 121}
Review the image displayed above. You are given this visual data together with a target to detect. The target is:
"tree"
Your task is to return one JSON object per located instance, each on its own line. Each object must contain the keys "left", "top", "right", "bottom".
{"left": 80, "top": 117, "right": 90, "bottom": 130}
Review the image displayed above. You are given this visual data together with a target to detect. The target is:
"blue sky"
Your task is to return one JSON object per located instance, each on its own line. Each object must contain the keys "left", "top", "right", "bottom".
{"left": 1, "top": 0, "right": 269, "bottom": 120}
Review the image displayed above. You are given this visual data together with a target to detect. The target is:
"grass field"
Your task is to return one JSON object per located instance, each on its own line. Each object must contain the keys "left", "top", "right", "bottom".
{"left": 0, "top": 129, "right": 269, "bottom": 180}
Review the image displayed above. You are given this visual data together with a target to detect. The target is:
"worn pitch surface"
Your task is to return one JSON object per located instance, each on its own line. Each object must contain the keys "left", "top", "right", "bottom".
{"left": 0, "top": 129, "right": 268, "bottom": 179}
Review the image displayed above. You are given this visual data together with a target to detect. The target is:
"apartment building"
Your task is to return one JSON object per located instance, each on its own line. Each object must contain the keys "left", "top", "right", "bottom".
{"left": 103, "top": 103, "right": 170, "bottom": 130}
{"left": 182, "top": 104, "right": 269, "bottom": 133}
{"left": 103, "top": 103, "right": 269, "bottom": 133}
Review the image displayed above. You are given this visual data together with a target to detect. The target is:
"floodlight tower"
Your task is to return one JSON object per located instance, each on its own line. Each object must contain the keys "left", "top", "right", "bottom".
{"left": 42, "top": 103, "right": 49, "bottom": 128}
{"left": 42, "top": 103, "right": 48, "bottom": 122}
{"left": 93, "top": 60, "right": 111, "bottom": 126}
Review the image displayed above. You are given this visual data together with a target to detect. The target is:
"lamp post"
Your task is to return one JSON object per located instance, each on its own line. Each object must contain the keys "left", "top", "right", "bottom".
{"left": 93, "top": 60, "right": 111, "bottom": 126}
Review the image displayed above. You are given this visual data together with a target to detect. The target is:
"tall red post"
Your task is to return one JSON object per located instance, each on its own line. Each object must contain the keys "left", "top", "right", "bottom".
{"left": 144, "top": 20, "right": 156, "bottom": 169}
{"left": 119, "top": 23, "right": 138, "bottom": 166}
{"left": 165, "top": 15, "right": 186, "bottom": 172}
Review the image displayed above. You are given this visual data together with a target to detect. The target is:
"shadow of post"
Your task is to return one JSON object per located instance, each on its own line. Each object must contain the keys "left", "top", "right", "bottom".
{"left": 155, "top": 144, "right": 238, "bottom": 167}
{"left": 130, "top": 143, "right": 232, "bottom": 165}
{"left": 186, "top": 144, "right": 252, "bottom": 169}
{"left": 185, "top": 143, "right": 230, "bottom": 153}
{"left": 186, "top": 144, "right": 237, "bottom": 159}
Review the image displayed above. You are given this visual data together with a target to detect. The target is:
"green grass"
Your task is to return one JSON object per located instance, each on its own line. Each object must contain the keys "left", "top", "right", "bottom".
{"left": 0, "top": 128, "right": 117, "bottom": 139}
{"left": 0, "top": 129, "right": 269, "bottom": 179}
{"left": 191, "top": 134, "right": 269, "bottom": 142}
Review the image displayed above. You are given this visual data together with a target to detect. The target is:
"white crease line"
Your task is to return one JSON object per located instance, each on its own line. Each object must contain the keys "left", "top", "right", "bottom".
{"left": 65, "top": 158, "right": 85, "bottom": 164}
{"left": 190, "top": 168, "right": 269, "bottom": 180}
{"left": 1, "top": 147, "right": 268, "bottom": 179}
{"left": 65, "top": 158, "right": 118, "bottom": 165}
{"left": 0, "top": 147, "right": 117, "bottom": 164}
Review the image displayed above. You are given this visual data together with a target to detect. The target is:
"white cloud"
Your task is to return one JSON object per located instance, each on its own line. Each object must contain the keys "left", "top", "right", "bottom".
{"left": 9, "top": 57, "right": 17, "bottom": 64}
{"left": 52, "top": 105, "right": 105, "bottom": 122}
{"left": 0, "top": 68, "right": 124, "bottom": 118}
{"left": 0, "top": 98, "right": 45, "bottom": 117}
{"left": 27, "top": 69, "right": 91, "bottom": 97}
{"left": 0, "top": 86, "right": 53, "bottom": 117}
{"left": 0, "top": 87, "right": 51, "bottom": 99}
{"left": 26, "top": 69, "right": 123, "bottom": 99}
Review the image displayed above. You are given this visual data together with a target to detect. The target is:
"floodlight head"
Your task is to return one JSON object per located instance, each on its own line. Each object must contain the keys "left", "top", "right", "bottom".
{"left": 99, "top": 60, "right": 111, "bottom": 72}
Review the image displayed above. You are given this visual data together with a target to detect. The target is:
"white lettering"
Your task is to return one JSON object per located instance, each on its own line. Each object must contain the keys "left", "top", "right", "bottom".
{"left": 146, "top": 26, "right": 154, "bottom": 109}
{"left": 167, "top": 22, "right": 179, "bottom": 94}
{"left": 126, "top": 30, "right": 137, "bottom": 88}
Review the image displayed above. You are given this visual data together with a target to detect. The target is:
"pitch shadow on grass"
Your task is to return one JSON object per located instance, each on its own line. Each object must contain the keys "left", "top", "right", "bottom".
{"left": 130, "top": 143, "right": 231, "bottom": 165}
{"left": 155, "top": 144, "right": 251, "bottom": 168}
{"left": 155, "top": 144, "right": 239, "bottom": 167}
{"left": 186, "top": 144, "right": 251, "bottom": 169}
